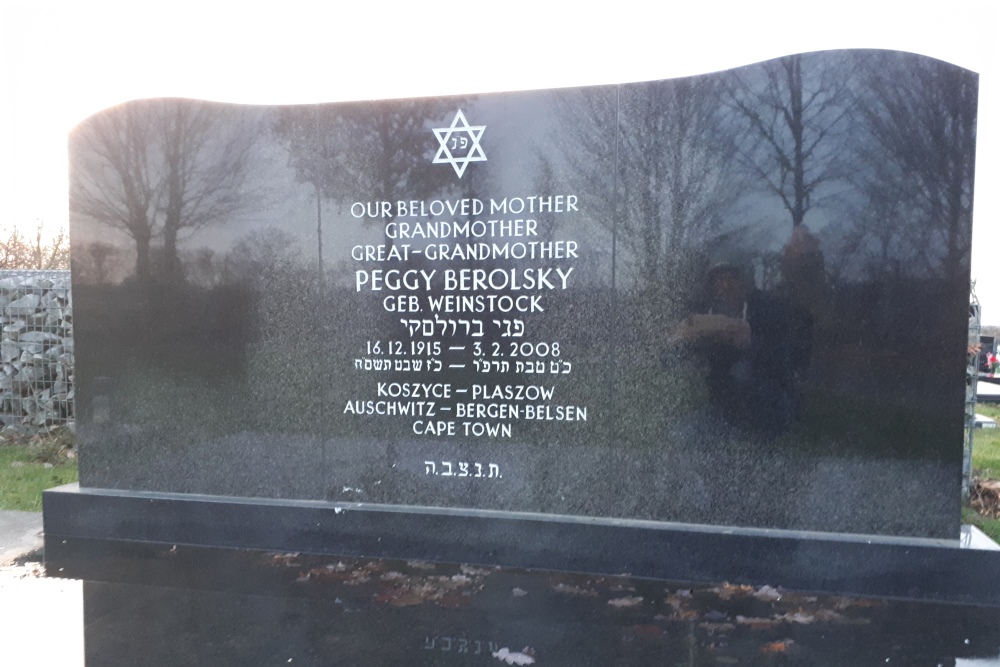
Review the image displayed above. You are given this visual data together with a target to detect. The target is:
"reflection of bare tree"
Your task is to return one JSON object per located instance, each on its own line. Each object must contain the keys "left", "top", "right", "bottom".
{"left": 181, "top": 248, "right": 219, "bottom": 288}
{"left": 221, "top": 228, "right": 303, "bottom": 285}
{"left": 563, "top": 78, "right": 744, "bottom": 292}
{"left": 70, "top": 99, "right": 258, "bottom": 284}
{"left": 852, "top": 53, "right": 977, "bottom": 287}
{"left": 73, "top": 241, "right": 120, "bottom": 284}
{"left": 731, "top": 53, "right": 854, "bottom": 228}
{"left": 530, "top": 156, "right": 563, "bottom": 243}
{"left": 274, "top": 99, "right": 471, "bottom": 260}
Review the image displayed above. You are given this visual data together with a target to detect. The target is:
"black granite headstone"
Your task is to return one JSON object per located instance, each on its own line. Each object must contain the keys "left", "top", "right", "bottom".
{"left": 48, "top": 50, "right": 989, "bottom": 596}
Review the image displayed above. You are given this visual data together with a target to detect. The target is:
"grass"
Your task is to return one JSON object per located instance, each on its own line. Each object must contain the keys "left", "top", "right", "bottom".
{"left": 0, "top": 427, "right": 77, "bottom": 512}
{"left": 966, "top": 403, "right": 1000, "bottom": 542}
{"left": 972, "top": 403, "right": 1000, "bottom": 477}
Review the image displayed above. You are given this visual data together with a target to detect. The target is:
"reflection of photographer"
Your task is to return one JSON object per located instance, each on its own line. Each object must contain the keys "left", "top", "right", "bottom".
{"left": 674, "top": 262, "right": 807, "bottom": 437}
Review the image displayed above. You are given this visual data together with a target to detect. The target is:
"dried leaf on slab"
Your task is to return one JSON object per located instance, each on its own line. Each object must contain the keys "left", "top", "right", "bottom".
{"left": 710, "top": 583, "right": 754, "bottom": 600}
{"left": 736, "top": 615, "right": 781, "bottom": 630}
{"left": 760, "top": 639, "right": 795, "bottom": 654}
{"left": 387, "top": 592, "right": 425, "bottom": 607}
{"left": 664, "top": 594, "right": 690, "bottom": 611}
{"left": 607, "top": 596, "right": 644, "bottom": 608}
{"left": 492, "top": 647, "right": 536, "bottom": 665}
{"left": 699, "top": 622, "right": 735, "bottom": 633}
{"left": 752, "top": 585, "right": 783, "bottom": 601}
{"left": 405, "top": 560, "right": 437, "bottom": 571}
{"left": 775, "top": 612, "right": 814, "bottom": 625}
{"left": 831, "top": 596, "right": 886, "bottom": 611}
{"left": 268, "top": 553, "right": 300, "bottom": 567}
{"left": 552, "top": 583, "right": 598, "bottom": 597}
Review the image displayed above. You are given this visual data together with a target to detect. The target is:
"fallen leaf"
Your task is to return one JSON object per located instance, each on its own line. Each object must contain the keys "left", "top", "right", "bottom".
{"left": 607, "top": 596, "right": 643, "bottom": 608}
{"left": 387, "top": 592, "right": 425, "bottom": 607}
{"left": 269, "top": 553, "right": 300, "bottom": 567}
{"left": 760, "top": 640, "right": 794, "bottom": 654}
{"left": 664, "top": 594, "right": 690, "bottom": 611}
{"left": 711, "top": 583, "right": 753, "bottom": 600}
{"left": 492, "top": 647, "right": 535, "bottom": 665}
{"left": 832, "top": 596, "right": 885, "bottom": 611}
{"left": 752, "top": 585, "right": 782, "bottom": 601}
{"left": 405, "top": 560, "right": 436, "bottom": 571}
{"left": 552, "top": 583, "right": 598, "bottom": 597}
{"left": 776, "top": 612, "right": 814, "bottom": 624}
{"left": 699, "top": 622, "right": 735, "bottom": 633}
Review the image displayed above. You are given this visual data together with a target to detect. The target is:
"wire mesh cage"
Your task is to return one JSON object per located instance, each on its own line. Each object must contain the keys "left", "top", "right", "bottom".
{"left": 0, "top": 269, "right": 73, "bottom": 432}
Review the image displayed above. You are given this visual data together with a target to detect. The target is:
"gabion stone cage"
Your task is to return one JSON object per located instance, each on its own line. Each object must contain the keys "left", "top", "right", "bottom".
{"left": 0, "top": 270, "right": 73, "bottom": 432}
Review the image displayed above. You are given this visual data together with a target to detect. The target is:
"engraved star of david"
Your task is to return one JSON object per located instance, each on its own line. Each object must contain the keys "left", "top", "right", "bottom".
{"left": 432, "top": 109, "right": 486, "bottom": 178}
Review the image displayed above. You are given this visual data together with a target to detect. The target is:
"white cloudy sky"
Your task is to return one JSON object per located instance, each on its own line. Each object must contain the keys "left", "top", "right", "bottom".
{"left": 1, "top": 2, "right": 998, "bottom": 317}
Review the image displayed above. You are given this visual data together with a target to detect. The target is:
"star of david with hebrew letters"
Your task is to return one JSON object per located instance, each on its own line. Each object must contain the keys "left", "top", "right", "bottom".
{"left": 432, "top": 110, "right": 486, "bottom": 178}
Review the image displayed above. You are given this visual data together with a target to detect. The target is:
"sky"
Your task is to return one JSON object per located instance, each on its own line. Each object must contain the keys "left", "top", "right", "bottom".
{"left": 1, "top": 2, "right": 998, "bottom": 318}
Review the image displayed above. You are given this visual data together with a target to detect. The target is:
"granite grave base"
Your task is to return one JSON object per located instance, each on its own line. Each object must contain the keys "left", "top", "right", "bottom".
{"left": 44, "top": 483, "right": 1000, "bottom": 608}
{"left": 55, "top": 534, "right": 1000, "bottom": 666}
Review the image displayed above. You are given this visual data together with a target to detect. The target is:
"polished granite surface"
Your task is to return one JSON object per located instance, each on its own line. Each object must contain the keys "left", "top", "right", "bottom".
{"left": 67, "top": 50, "right": 977, "bottom": 540}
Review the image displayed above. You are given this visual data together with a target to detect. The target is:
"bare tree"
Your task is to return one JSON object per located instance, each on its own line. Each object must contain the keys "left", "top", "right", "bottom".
{"left": 730, "top": 53, "right": 854, "bottom": 228}
{"left": 70, "top": 99, "right": 258, "bottom": 284}
{"left": 0, "top": 228, "right": 32, "bottom": 269}
{"left": 0, "top": 221, "right": 70, "bottom": 270}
